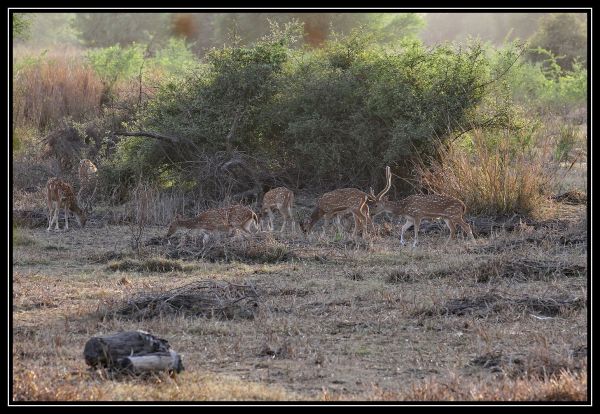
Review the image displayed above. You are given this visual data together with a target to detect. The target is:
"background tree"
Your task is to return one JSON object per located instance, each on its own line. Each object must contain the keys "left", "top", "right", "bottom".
{"left": 527, "top": 13, "right": 587, "bottom": 71}
{"left": 13, "top": 13, "right": 33, "bottom": 41}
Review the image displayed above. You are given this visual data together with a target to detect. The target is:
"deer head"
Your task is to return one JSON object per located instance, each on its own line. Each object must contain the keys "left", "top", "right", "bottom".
{"left": 166, "top": 213, "right": 183, "bottom": 237}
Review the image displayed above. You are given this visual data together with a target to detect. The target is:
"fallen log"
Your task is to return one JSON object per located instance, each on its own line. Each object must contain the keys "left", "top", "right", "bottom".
{"left": 119, "top": 349, "right": 183, "bottom": 374}
{"left": 84, "top": 330, "right": 184, "bottom": 374}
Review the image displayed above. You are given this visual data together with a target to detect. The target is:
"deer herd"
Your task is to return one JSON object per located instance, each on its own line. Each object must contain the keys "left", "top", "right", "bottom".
{"left": 45, "top": 162, "right": 475, "bottom": 247}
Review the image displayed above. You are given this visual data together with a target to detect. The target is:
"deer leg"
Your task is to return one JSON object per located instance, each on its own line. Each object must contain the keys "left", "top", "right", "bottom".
{"left": 201, "top": 232, "right": 210, "bottom": 245}
{"left": 360, "top": 203, "right": 373, "bottom": 235}
{"left": 267, "top": 209, "right": 275, "bottom": 231}
{"left": 334, "top": 215, "right": 344, "bottom": 234}
{"left": 288, "top": 206, "right": 295, "bottom": 233}
{"left": 64, "top": 205, "right": 69, "bottom": 231}
{"left": 458, "top": 218, "right": 475, "bottom": 240}
{"left": 53, "top": 203, "right": 61, "bottom": 231}
{"left": 412, "top": 218, "right": 422, "bottom": 247}
{"left": 444, "top": 218, "right": 456, "bottom": 245}
{"left": 399, "top": 218, "right": 413, "bottom": 246}
{"left": 46, "top": 201, "right": 54, "bottom": 231}
{"left": 350, "top": 213, "right": 360, "bottom": 238}
{"left": 279, "top": 208, "right": 287, "bottom": 233}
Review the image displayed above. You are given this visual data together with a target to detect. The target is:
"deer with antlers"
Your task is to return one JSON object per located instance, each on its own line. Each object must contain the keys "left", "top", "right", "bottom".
{"left": 77, "top": 159, "right": 98, "bottom": 214}
{"left": 166, "top": 204, "right": 258, "bottom": 242}
{"left": 370, "top": 192, "right": 475, "bottom": 247}
{"left": 258, "top": 187, "right": 295, "bottom": 233}
{"left": 46, "top": 177, "right": 87, "bottom": 231}
{"left": 300, "top": 166, "right": 392, "bottom": 238}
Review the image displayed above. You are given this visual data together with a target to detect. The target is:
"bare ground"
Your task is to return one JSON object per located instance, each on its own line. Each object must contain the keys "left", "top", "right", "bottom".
{"left": 12, "top": 203, "right": 588, "bottom": 402}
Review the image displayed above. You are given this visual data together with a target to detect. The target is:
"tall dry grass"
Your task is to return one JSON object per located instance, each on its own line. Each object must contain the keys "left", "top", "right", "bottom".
{"left": 414, "top": 129, "right": 556, "bottom": 217}
{"left": 13, "top": 54, "right": 104, "bottom": 133}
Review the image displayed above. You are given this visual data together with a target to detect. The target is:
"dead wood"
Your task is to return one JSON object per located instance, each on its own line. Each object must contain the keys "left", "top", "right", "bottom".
{"left": 106, "top": 279, "right": 260, "bottom": 321}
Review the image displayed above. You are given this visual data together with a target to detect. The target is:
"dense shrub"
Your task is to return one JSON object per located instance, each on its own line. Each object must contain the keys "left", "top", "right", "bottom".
{"left": 114, "top": 27, "right": 520, "bottom": 194}
{"left": 507, "top": 51, "right": 587, "bottom": 114}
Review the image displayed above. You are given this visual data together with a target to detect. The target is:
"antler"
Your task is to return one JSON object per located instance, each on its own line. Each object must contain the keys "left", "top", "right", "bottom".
{"left": 374, "top": 166, "right": 391, "bottom": 201}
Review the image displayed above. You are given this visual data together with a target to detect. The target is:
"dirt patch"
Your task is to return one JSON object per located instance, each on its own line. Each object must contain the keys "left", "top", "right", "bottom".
{"left": 104, "top": 280, "right": 260, "bottom": 321}
{"left": 469, "top": 349, "right": 587, "bottom": 380}
{"left": 470, "top": 220, "right": 586, "bottom": 254}
{"left": 422, "top": 292, "right": 585, "bottom": 318}
{"left": 472, "top": 257, "right": 586, "bottom": 283}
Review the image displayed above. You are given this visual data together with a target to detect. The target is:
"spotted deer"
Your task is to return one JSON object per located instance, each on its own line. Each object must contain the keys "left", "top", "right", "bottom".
{"left": 77, "top": 159, "right": 98, "bottom": 213}
{"left": 259, "top": 187, "right": 295, "bottom": 233}
{"left": 300, "top": 166, "right": 392, "bottom": 238}
{"left": 166, "top": 204, "right": 259, "bottom": 241}
{"left": 46, "top": 177, "right": 87, "bottom": 231}
{"left": 370, "top": 194, "right": 475, "bottom": 247}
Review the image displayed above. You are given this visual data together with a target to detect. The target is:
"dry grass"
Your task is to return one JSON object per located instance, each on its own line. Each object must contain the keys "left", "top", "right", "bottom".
{"left": 11, "top": 201, "right": 587, "bottom": 402}
{"left": 415, "top": 129, "right": 557, "bottom": 217}
{"left": 13, "top": 54, "right": 103, "bottom": 132}
{"left": 106, "top": 257, "right": 188, "bottom": 273}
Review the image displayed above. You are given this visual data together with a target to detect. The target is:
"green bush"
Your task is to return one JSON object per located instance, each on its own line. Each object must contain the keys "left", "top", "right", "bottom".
{"left": 112, "top": 26, "right": 520, "bottom": 194}
{"left": 504, "top": 51, "right": 587, "bottom": 113}
{"left": 150, "top": 37, "right": 200, "bottom": 77}
{"left": 527, "top": 13, "right": 587, "bottom": 72}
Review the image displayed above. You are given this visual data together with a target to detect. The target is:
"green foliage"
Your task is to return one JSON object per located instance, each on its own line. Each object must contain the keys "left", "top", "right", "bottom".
{"left": 504, "top": 50, "right": 587, "bottom": 113}
{"left": 73, "top": 13, "right": 171, "bottom": 48}
{"left": 13, "top": 13, "right": 33, "bottom": 40}
{"left": 87, "top": 43, "right": 145, "bottom": 88}
{"left": 150, "top": 37, "right": 200, "bottom": 77}
{"left": 212, "top": 13, "right": 424, "bottom": 47}
{"left": 113, "top": 27, "right": 518, "bottom": 192}
{"left": 364, "top": 13, "right": 425, "bottom": 43}
{"left": 555, "top": 124, "right": 580, "bottom": 163}
{"left": 527, "top": 13, "right": 587, "bottom": 72}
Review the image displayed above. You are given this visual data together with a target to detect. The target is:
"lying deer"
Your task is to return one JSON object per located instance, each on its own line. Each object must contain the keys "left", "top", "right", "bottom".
{"left": 46, "top": 177, "right": 87, "bottom": 231}
{"left": 370, "top": 193, "right": 475, "bottom": 247}
{"left": 166, "top": 204, "right": 258, "bottom": 242}
{"left": 300, "top": 166, "right": 392, "bottom": 238}
{"left": 259, "top": 187, "right": 295, "bottom": 233}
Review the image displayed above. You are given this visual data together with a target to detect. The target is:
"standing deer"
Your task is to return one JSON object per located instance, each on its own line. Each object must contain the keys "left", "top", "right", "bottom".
{"left": 300, "top": 166, "right": 392, "bottom": 238}
{"left": 166, "top": 204, "right": 258, "bottom": 242}
{"left": 77, "top": 159, "right": 98, "bottom": 214}
{"left": 46, "top": 177, "right": 87, "bottom": 231}
{"left": 259, "top": 187, "right": 295, "bottom": 233}
{"left": 370, "top": 193, "right": 475, "bottom": 247}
